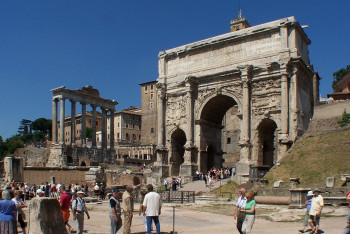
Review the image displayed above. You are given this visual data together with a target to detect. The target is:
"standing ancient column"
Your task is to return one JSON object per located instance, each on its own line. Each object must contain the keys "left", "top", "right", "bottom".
{"left": 184, "top": 76, "right": 196, "bottom": 163}
{"left": 101, "top": 108, "right": 107, "bottom": 149}
{"left": 91, "top": 105, "right": 97, "bottom": 148}
{"left": 81, "top": 102, "right": 87, "bottom": 147}
{"left": 237, "top": 65, "right": 252, "bottom": 178}
{"left": 59, "top": 97, "right": 65, "bottom": 144}
{"left": 70, "top": 100, "right": 76, "bottom": 145}
{"left": 156, "top": 83, "right": 166, "bottom": 163}
{"left": 52, "top": 98, "right": 58, "bottom": 144}
{"left": 109, "top": 109, "right": 115, "bottom": 149}
{"left": 278, "top": 70, "right": 290, "bottom": 161}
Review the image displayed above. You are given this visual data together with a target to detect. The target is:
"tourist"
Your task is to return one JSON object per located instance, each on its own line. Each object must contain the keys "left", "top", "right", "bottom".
{"left": 241, "top": 190, "right": 256, "bottom": 234}
{"left": 308, "top": 188, "right": 324, "bottom": 234}
{"left": 299, "top": 190, "right": 313, "bottom": 233}
{"left": 163, "top": 178, "right": 168, "bottom": 191}
{"left": 59, "top": 185, "right": 72, "bottom": 233}
{"left": 203, "top": 174, "right": 207, "bottom": 187}
{"left": 177, "top": 176, "right": 182, "bottom": 188}
{"left": 72, "top": 191, "right": 90, "bottom": 234}
{"left": 100, "top": 184, "right": 106, "bottom": 200}
{"left": 84, "top": 184, "right": 89, "bottom": 197}
{"left": 171, "top": 178, "right": 177, "bottom": 191}
{"left": 0, "top": 190, "right": 18, "bottom": 234}
{"left": 110, "top": 188, "right": 122, "bottom": 234}
{"left": 12, "top": 191, "right": 27, "bottom": 234}
{"left": 122, "top": 185, "right": 134, "bottom": 234}
{"left": 139, "top": 186, "right": 153, "bottom": 233}
{"left": 142, "top": 184, "right": 162, "bottom": 234}
{"left": 36, "top": 189, "right": 45, "bottom": 197}
{"left": 44, "top": 182, "right": 50, "bottom": 197}
{"left": 94, "top": 183, "right": 100, "bottom": 197}
{"left": 50, "top": 184, "right": 58, "bottom": 198}
{"left": 234, "top": 188, "right": 247, "bottom": 234}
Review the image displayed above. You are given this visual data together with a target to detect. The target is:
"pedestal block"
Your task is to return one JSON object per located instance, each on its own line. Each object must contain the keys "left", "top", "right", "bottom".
{"left": 289, "top": 188, "right": 311, "bottom": 209}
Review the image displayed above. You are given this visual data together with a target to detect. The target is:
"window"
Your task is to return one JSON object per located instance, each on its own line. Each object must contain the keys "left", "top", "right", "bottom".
{"left": 132, "top": 134, "right": 136, "bottom": 140}
{"left": 150, "top": 84, "right": 153, "bottom": 89}
{"left": 151, "top": 128, "right": 154, "bottom": 133}
{"left": 139, "top": 125, "right": 141, "bottom": 130}
{"left": 126, "top": 133, "right": 129, "bottom": 140}
{"left": 107, "top": 134, "right": 109, "bottom": 139}
{"left": 150, "top": 93, "right": 154, "bottom": 100}
{"left": 117, "top": 122, "right": 120, "bottom": 127}
{"left": 139, "top": 135, "right": 141, "bottom": 140}
{"left": 132, "top": 124, "right": 135, "bottom": 129}
{"left": 96, "top": 121, "right": 98, "bottom": 125}
{"left": 145, "top": 86, "right": 148, "bottom": 91}
{"left": 150, "top": 102, "right": 154, "bottom": 109}
{"left": 227, "top": 137, "right": 231, "bottom": 144}
{"left": 126, "top": 124, "right": 129, "bottom": 128}
{"left": 117, "top": 133, "right": 120, "bottom": 139}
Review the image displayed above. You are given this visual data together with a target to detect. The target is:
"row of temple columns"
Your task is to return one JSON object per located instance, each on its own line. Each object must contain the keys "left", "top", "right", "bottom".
{"left": 52, "top": 97, "right": 115, "bottom": 149}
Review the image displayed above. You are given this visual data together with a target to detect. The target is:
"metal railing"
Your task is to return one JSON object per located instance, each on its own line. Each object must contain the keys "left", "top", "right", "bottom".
{"left": 160, "top": 190, "right": 195, "bottom": 203}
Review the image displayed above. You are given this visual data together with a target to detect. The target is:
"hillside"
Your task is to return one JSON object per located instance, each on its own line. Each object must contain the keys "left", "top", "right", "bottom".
{"left": 264, "top": 101, "right": 350, "bottom": 188}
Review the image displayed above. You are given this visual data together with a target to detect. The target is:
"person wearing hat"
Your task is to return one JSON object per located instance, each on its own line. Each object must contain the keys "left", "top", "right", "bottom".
{"left": 36, "top": 189, "right": 45, "bottom": 197}
{"left": 72, "top": 190, "right": 90, "bottom": 234}
{"left": 299, "top": 191, "right": 313, "bottom": 233}
{"left": 122, "top": 185, "right": 134, "bottom": 234}
{"left": 110, "top": 188, "right": 122, "bottom": 234}
{"left": 308, "top": 188, "right": 324, "bottom": 234}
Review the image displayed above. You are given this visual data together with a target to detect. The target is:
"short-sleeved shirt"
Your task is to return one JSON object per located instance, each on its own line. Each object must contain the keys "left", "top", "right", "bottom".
{"left": 12, "top": 198, "right": 24, "bottom": 214}
{"left": 143, "top": 191, "right": 162, "bottom": 217}
{"left": 109, "top": 196, "right": 121, "bottom": 217}
{"left": 245, "top": 200, "right": 256, "bottom": 216}
{"left": 60, "top": 193, "right": 71, "bottom": 209}
{"left": 0, "top": 199, "right": 17, "bottom": 221}
{"left": 309, "top": 195, "right": 324, "bottom": 216}
{"left": 306, "top": 197, "right": 313, "bottom": 213}
{"left": 72, "top": 197, "right": 86, "bottom": 212}
{"left": 236, "top": 196, "right": 247, "bottom": 209}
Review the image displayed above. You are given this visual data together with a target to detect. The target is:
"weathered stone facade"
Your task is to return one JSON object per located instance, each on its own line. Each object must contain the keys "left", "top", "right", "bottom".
{"left": 152, "top": 16, "right": 318, "bottom": 184}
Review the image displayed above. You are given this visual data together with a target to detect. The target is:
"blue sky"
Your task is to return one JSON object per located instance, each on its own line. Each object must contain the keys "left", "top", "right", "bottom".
{"left": 1, "top": 1, "right": 349, "bottom": 140}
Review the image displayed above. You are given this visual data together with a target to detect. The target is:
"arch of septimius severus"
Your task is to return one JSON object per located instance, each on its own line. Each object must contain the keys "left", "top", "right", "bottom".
{"left": 152, "top": 16, "right": 319, "bottom": 184}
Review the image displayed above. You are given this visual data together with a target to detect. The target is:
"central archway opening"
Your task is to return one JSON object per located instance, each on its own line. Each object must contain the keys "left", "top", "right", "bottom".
{"left": 199, "top": 94, "right": 240, "bottom": 173}
{"left": 257, "top": 119, "right": 277, "bottom": 168}
{"left": 170, "top": 129, "right": 186, "bottom": 176}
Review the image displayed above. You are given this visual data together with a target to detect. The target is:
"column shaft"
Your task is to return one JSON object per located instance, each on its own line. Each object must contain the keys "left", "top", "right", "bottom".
{"left": 81, "top": 103, "right": 86, "bottom": 147}
{"left": 71, "top": 100, "right": 76, "bottom": 145}
{"left": 101, "top": 108, "right": 107, "bottom": 149}
{"left": 281, "top": 73, "right": 289, "bottom": 135}
{"left": 110, "top": 109, "right": 115, "bottom": 149}
{"left": 157, "top": 86, "right": 165, "bottom": 147}
{"left": 91, "top": 105, "right": 97, "bottom": 147}
{"left": 59, "top": 97, "right": 65, "bottom": 144}
{"left": 52, "top": 98, "right": 58, "bottom": 144}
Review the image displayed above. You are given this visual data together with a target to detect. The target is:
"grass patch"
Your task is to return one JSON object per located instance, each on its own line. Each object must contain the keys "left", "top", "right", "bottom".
{"left": 264, "top": 130, "right": 350, "bottom": 187}
{"left": 211, "top": 180, "right": 239, "bottom": 199}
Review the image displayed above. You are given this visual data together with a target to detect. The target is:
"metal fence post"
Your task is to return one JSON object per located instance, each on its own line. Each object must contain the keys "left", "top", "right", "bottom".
{"left": 168, "top": 190, "right": 171, "bottom": 203}
{"left": 181, "top": 191, "right": 184, "bottom": 204}
{"left": 173, "top": 206, "right": 175, "bottom": 233}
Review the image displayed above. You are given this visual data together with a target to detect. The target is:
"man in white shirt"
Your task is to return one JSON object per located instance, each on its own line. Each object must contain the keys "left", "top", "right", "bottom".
{"left": 234, "top": 188, "right": 247, "bottom": 234}
{"left": 143, "top": 184, "right": 162, "bottom": 234}
{"left": 308, "top": 188, "right": 324, "bottom": 234}
{"left": 72, "top": 190, "right": 90, "bottom": 234}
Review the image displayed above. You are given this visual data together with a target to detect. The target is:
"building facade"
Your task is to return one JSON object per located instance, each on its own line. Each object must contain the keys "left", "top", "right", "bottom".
{"left": 139, "top": 81, "right": 158, "bottom": 145}
{"left": 152, "top": 16, "right": 319, "bottom": 184}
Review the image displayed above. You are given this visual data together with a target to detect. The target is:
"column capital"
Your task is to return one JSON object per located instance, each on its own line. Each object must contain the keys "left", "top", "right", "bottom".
{"left": 59, "top": 96, "right": 65, "bottom": 101}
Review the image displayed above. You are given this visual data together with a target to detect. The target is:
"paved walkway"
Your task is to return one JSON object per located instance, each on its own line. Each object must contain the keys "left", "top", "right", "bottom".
{"left": 178, "top": 178, "right": 231, "bottom": 194}
{"left": 71, "top": 201, "right": 348, "bottom": 233}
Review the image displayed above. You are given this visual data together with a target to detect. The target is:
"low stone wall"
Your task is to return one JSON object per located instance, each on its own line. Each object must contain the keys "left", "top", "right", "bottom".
{"left": 23, "top": 167, "right": 89, "bottom": 185}
{"left": 105, "top": 170, "right": 144, "bottom": 187}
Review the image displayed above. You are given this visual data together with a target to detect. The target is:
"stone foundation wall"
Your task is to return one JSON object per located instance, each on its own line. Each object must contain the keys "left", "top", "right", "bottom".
{"left": 23, "top": 167, "right": 89, "bottom": 185}
{"left": 105, "top": 170, "right": 144, "bottom": 187}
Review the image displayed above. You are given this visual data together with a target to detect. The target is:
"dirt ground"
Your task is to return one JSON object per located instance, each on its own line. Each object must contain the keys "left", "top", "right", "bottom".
{"left": 64, "top": 201, "right": 349, "bottom": 234}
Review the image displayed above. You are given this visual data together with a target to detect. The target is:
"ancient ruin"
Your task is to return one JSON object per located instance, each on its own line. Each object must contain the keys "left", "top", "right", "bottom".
{"left": 152, "top": 16, "right": 319, "bottom": 184}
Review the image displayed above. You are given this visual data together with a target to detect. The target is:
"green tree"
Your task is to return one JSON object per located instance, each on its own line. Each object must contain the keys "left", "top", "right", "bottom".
{"left": 31, "top": 118, "right": 52, "bottom": 141}
{"left": 0, "top": 135, "right": 25, "bottom": 159}
{"left": 86, "top": 127, "right": 92, "bottom": 139}
{"left": 18, "top": 119, "right": 32, "bottom": 136}
{"left": 332, "top": 65, "right": 350, "bottom": 91}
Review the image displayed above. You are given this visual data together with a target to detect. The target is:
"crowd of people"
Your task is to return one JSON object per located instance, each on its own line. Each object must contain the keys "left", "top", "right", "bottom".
{"left": 196, "top": 167, "right": 235, "bottom": 188}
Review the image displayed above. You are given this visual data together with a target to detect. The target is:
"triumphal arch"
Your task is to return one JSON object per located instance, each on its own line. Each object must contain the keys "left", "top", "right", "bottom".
{"left": 152, "top": 16, "right": 319, "bottom": 184}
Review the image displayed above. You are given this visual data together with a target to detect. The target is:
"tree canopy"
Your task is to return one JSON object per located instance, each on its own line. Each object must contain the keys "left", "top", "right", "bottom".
{"left": 332, "top": 65, "right": 350, "bottom": 91}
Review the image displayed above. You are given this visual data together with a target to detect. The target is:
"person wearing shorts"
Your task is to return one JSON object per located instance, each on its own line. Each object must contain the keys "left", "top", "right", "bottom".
{"left": 308, "top": 188, "right": 324, "bottom": 234}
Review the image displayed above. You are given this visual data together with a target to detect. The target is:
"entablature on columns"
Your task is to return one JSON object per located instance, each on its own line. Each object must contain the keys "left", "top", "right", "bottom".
{"left": 51, "top": 86, "right": 118, "bottom": 110}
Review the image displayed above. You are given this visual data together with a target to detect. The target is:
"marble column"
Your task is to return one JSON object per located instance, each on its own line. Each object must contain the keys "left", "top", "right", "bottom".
{"left": 91, "top": 105, "right": 97, "bottom": 148}
{"left": 278, "top": 71, "right": 290, "bottom": 161}
{"left": 70, "top": 100, "right": 76, "bottom": 145}
{"left": 109, "top": 109, "right": 115, "bottom": 149}
{"left": 183, "top": 77, "right": 196, "bottom": 163}
{"left": 157, "top": 84, "right": 166, "bottom": 150}
{"left": 101, "top": 108, "right": 107, "bottom": 149}
{"left": 81, "top": 102, "right": 87, "bottom": 147}
{"left": 237, "top": 65, "right": 252, "bottom": 178}
{"left": 59, "top": 97, "right": 65, "bottom": 144}
{"left": 52, "top": 98, "right": 58, "bottom": 144}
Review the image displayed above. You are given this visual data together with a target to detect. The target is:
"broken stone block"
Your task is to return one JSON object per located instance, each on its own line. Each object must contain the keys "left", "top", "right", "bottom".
{"left": 28, "top": 198, "right": 66, "bottom": 234}
{"left": 326, "top": 177, "right": 335, "bottom": 188}
{"left": 273, "top": 180, "right": 284, "bottom": 188}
